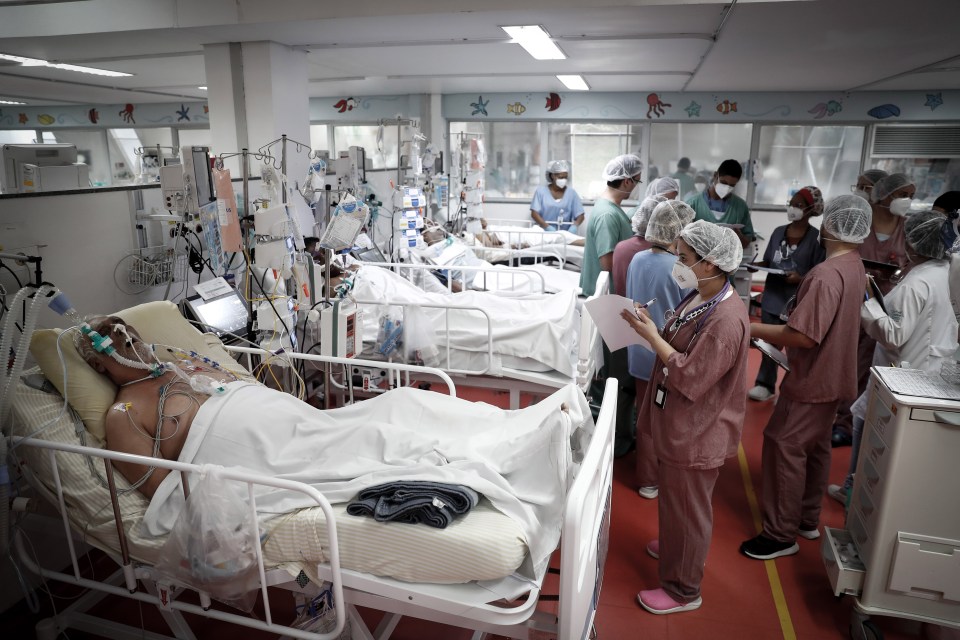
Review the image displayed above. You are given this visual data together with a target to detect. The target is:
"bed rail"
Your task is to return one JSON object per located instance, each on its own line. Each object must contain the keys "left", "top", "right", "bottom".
{"left": 9, "top": 437, "right": 348, "bottom": 640}
{"left": 223, "top": 345, "right": 458, "bottom": 398}
{"left": 349, "top": 298, "right": 496, "bottom": 376}
{"left": 369, "top": 261, "right": 548, "bottom": 294}
{"left": 577, "top": 271, "right": 609, "bottom": 390}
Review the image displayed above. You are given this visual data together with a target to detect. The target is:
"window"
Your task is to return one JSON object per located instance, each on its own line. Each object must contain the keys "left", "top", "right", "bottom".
{"left": 649, "top": 123, "right": 753, "bottom": 200}
{"left": 42, "top": 129, "right": 111, "bottom": 187}
{"left": 310, "top": 124, "right": 330, "bottom": 153}
{"left": 449, "top": 121, "right": 540, "bottom": 199}
{"left": 334, "top": 124, "right": 398, "bottom": 170}
{"left": 868, "top": 124, "right": 960, "bottom": 205}
{"left": 755, "top": 125, "right": 865, "bottom": 207}
{"left": 547, "top": 123, "right": 642, "bottom": 200}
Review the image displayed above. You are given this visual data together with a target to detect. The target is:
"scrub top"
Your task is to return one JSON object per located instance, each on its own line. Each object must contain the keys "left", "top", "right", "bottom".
{"left": 759, "top": 224, "right": 826, "bottom": 317}
{"left": 580, "top": 198, "right": 632, "bottom": 296}
{"left": 685, "top": 191, "right": 755, "bottom": 241}
{"left": 671, "top": 171, "right": 695, "bottom": 200}
{"left": 530, "top": 185, "right": 584, "bottom": 230}
{"left": 780, "top": 251, "right": 866, "bottom": 404}
{"left": 625, "top": 249, "right": 688, "bottom": 381}
{"left": 860, "top": 218, "right": 908, "bottom": 295}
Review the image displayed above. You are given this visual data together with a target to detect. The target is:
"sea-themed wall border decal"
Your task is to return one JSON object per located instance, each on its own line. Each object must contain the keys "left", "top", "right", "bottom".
{"left": 441, "top": 91, "right": 960, "bottom": 123}
{"left": 0, "top": 102, "right": 209, "bottom": 129}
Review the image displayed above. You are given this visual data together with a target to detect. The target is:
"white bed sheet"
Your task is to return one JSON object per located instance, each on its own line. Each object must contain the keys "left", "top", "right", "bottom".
{"left": 351, "top": 265, "right": 579, "bottom": 376}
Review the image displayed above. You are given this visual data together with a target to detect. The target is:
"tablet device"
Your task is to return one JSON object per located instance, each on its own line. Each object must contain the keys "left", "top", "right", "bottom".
{"left": 352, "top": 245, "right": 387, "bottom": 263}
{"left": 861, "top": 258, "right": 900, "bottom": 272}
{"left": 183, "top": 288, "right": 249, "bottom": 340}
{"left": 751, "top": 338, "right": 790, "bottom": 372}
{"left": 866, "top": 274, "right": 887, "bottom": 314}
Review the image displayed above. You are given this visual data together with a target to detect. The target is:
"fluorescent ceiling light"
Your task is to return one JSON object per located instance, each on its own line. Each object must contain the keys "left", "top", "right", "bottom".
{"left": 557, "top": 75, "right": 589, "bottom": 91}
{"left": 0, "top": 98, "right": 27, "bottom": 105}
{"left": 0, "top": 52, "right": 132, "bottom": 77}
{"left": 197, "top": 86, "right": 207, "bottom": 90}
{"left": 502, "top": 25, "right": 566, "bottom": 60}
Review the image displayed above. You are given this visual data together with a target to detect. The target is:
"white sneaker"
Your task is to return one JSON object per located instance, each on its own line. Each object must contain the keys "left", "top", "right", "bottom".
{"left": 828, "top": 484, "right": 847, "bottom": 505}
{"left": 748, "top": 385, "right": 775, "bottom": 401}
{"left": 638, "top": 486, "right": 659, "bottom": 499}
{"left": 798, "top": 526, "right": 820, "bottom": 540}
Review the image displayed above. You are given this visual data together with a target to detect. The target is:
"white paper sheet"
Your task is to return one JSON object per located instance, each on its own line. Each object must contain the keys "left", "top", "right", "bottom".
{"left": 584, "top": 294, "right": 653, "bottom": 352}
{"left": 193, "top": 276, "right": 232, "bottom": 301}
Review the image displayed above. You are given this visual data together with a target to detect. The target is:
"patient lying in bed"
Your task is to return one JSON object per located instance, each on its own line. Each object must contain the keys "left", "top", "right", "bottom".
{"left": 76, "top": 316, "right": 592, "bottom": 570}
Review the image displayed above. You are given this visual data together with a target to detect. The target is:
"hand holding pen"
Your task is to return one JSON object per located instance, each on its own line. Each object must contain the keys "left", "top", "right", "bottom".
{"left": 634, "top": 297, "right": 657, "bottom": 319}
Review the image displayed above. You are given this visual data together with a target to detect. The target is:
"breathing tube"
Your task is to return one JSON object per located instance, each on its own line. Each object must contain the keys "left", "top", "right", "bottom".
{"left": 0, "top": 284, "right": 57, "bottom": 557}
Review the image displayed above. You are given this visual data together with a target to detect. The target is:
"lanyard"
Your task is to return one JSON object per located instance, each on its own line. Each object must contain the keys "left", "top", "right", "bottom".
{"left": 664, "top": 280, "right": 731, "bottom": 344}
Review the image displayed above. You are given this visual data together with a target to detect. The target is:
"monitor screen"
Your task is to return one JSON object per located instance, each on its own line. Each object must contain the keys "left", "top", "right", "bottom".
{"left": 353, "top": 246, "right": 386, "bottom": 263}
{"left": 185, "top": 289, "right": 249, "bottom": 339}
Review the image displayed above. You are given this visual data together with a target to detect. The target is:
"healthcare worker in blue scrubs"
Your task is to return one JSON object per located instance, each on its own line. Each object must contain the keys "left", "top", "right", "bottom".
{"left": 530, "top": 160, "right": 585, "bottom": 233}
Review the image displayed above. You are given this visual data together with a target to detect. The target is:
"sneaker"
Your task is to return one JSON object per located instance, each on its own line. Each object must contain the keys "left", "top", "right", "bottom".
{"left": 638, "top": 486, "right": 659, "bottom": 499}
{"left": 748, "top": 385, "right": 775, "bottom": 402}
{"left": 646, "top": 539, "right": 660, "bottom": 559}
{"left": 828, "top": 484, "right": 848, "bottom": 505}
{"left": 637, "top": 588, "right": 702, "bottom": 615}
{"left": 740, "top": 534, "right": 799, "bottom": 560}
{"left": 798, "top": 526, "right": 820, "bottom": 540}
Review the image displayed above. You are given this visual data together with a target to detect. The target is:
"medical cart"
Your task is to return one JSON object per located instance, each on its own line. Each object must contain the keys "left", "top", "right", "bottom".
{"left": 822, "top": 367, "right": 960, "bottom": 640}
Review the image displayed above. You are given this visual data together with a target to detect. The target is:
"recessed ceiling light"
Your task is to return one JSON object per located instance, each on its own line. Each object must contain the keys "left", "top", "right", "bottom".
{"left": 0, "top": 52, "right": 132, "bottom": 77}
{"left": 0, "top": 98, "right": 27, "bottom": 105}
{"left": 502, "top": 25, "right": 566, "bottom": 61}
{"left": 557, "top": 75, "right": 589, "bottom": 91}
{"left": 197, "top": 86, "right": 207, "bottom": 90}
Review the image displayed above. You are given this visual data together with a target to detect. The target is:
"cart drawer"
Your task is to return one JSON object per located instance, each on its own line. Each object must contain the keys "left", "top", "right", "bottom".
{"left": 822, "top": 527, "right": 865, "bottom": 597}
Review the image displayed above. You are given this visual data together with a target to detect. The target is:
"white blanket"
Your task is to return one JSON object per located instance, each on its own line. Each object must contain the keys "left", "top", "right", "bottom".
{"left": 142, "top": 381, "right": 593, "bottom": 569}
{"left": 352, "top": 266, "right": 579, "bottom": 376}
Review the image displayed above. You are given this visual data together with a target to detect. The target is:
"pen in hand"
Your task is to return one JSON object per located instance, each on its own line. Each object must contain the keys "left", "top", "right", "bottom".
{"left": 634, "top": 298, "right": 657, "bottom": 319}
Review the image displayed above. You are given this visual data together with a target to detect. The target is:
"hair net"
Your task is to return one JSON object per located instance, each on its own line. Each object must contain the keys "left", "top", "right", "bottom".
{"left": 861, "top": 169, "right": 888, "bottom": 186}
{"left": 646, "top": 200, "right": 695, "bottom": 245}
{"left": 680, "top": 220, "right": 743, "bottom": 273}
{"left": 631, "top": 195, "right": 666, "bottom": 236}
{"left": 822, "top": 195, "right": 872, "bottom": 243}
{"left": 796, "top": 186, "right": 824, "bottom": 216}
{"left": 871, "top": 173, "right": 914, "bottom": 203}
{"left": 602, "top": 154, "right": 643, "bottom": 182}
{"left": 645, "top": 177, "right": 680, "bottom": 199}
{"left": 905, "top": 210, "right": 948, "bottom": 260}
{"left": 546, "top": 160, "right": 570, "bottom": 175}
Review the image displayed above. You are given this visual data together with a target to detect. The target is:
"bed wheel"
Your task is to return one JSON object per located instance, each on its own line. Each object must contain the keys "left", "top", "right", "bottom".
{"left": 850, "top": 611, "right": 883, "bottom": 640}
{"left": 35, "top": 617, "right": 60, "bottom": 640}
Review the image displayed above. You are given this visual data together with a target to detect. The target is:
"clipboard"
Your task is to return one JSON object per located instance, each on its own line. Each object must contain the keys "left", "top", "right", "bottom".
{"left": 861, "top": 258, "right": 900, "bottom": 273}
{"left": 752, "top": 338, "right": 790, "bottom": 372}
{"left": 866, "top": 274, "right": 887, "bottom": 314}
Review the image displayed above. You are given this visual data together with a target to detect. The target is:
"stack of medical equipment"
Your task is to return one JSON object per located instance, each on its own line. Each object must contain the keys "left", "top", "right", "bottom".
{"left": 448, "top": 132, "right": 485, "bottom": 235}
{"left": 395, "top": 186, "right": 426, "bottom": 259}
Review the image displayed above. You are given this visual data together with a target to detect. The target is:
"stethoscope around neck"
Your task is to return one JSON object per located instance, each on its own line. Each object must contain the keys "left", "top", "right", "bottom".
{"left": 663, "top": 280, "right": 731, "bottom": 350}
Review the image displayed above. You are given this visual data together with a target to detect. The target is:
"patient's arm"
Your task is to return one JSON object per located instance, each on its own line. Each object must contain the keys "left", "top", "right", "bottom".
{"left": 104, "top": 401, "right": 172, "bottom": 499}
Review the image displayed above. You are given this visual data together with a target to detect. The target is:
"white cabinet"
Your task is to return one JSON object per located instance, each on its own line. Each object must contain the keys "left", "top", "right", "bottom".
{"left": 823, "top": 369, "right": 960, "bottom": 628}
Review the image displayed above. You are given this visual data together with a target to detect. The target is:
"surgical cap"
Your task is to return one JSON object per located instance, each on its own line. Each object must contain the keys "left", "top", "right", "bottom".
{"left": 546, "top": 160, "right": 570, "bottom": 175}
{"left": 645, "top": 177, "right": 681, "bottom": 199}
{"left": 680, "top": 220, "right": 743, "bottom": 273}
{"left": 646, "top": 200, "right": 696, "bottom": 245}
{"left": 905, "top": 210, "right": 948, "bottom": 260}
{"left": 602, "top": 154, "right": 643, "bottom": 182}
{"left": 631, "top": 195, "right": 666, "bottom": 236}
{"left": 933, "top": 190, "right": 960, "bottom": 213}
{"left": 871, "top": 173, "right": 914, "bottom": 203}
{"left": 822, "top": 195, "right": 872, "bottom": 243}
{"left": 796, "top": 186, "right": 824, "bottom": 216}
{"left": 861, "top": 169, "right": 888, "bottom": 186}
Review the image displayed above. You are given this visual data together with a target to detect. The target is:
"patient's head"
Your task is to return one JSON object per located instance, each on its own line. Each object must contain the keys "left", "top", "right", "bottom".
{"left": 76, "top": 316, "right": 157, "bottom": 381}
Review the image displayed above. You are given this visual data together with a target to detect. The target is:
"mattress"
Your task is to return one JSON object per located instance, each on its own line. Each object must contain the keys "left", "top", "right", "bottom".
{"left": 10, "top": 376, "right": 528, "bottom": 584}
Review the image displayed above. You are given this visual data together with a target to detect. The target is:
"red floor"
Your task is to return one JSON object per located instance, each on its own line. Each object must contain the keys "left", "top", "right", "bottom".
{"left": 4, "top": 351, "right": 953, "bottom": 639}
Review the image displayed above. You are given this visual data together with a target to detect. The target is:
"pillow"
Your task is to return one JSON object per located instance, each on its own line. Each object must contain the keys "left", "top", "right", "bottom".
{"left": 30, "top": 300, "right": 251, "bottom": 439}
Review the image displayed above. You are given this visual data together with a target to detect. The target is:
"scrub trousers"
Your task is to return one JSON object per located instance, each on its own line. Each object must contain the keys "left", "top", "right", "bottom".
{"left": 761, "top": 397, "right": 841, "bottom": 542}
{"left": 658, "top": 462, "right": 720, "bottom": 604}
{"left": 833, "top": 328, "right": 876, "bottom": 437}
{"left": 634, "top": 377, "right": 658, "bottom": 488}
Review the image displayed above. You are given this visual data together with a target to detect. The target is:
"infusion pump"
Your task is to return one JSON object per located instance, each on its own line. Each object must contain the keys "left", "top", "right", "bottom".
{"left": 319, "top": 300, "right": 359, "bottom": 358}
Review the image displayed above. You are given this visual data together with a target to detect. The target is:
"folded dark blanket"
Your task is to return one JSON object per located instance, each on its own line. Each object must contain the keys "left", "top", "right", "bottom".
{"left": 346, "top": 481, "right": 480, "bottom": 529}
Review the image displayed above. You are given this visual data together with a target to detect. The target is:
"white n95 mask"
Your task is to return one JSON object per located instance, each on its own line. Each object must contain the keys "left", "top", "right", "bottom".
{"left": 889, "top": 197, "right": 913, "bottom": 216}
{"left": 714, "top": 183, "right": 733, "bottom": 199}
{"left": 671, "top": 261, "right": 700, "bottom": 289}
{"left": 853, "top": 189, "right": 870, "bottom": 201}
{"left": 695, "top": 183, "right": 706, "bottom": 193}
{"left": 786, "top": 206, "right": 805, "bottom": 222}
{"left": 554, "top": 178, "right": 568, "bottom": 188}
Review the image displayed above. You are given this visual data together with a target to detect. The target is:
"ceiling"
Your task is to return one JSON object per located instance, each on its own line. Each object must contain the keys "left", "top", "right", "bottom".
{"left": 0, "top": 0, "right": 958, "bottom": 106}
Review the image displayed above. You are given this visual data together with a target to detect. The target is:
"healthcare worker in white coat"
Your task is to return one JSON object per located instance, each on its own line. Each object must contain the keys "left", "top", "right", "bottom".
{"left": 829, "top": 210, "right": 960, "bottom": 504}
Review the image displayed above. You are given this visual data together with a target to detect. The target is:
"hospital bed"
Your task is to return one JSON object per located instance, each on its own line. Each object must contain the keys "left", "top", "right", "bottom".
{"left": 473, "top": 223, "right": 585, "bottom": 270}
{"left": 5, "top": 299, "right": 616, "bottom": 640}
{"left": 348, "top": 265, "right": 608, "bottom": 408}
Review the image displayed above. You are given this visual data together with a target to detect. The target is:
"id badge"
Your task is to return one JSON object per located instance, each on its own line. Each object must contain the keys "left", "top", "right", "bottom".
{"left": 654, "top": 383, "right": 667, "bottom": 409}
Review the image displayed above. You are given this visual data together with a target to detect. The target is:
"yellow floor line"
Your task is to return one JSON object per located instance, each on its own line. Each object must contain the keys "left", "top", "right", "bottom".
{"left": 737, "top": 443, "right": 797, "bottom": 640}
